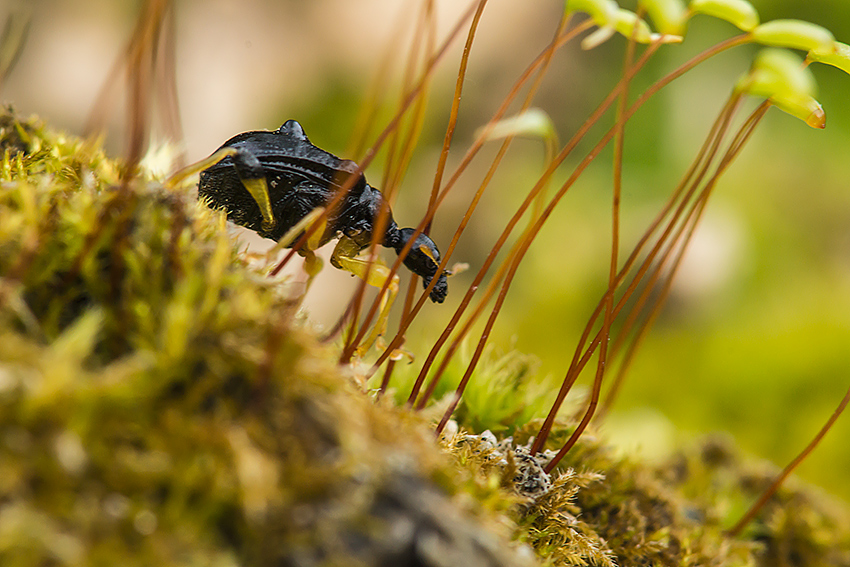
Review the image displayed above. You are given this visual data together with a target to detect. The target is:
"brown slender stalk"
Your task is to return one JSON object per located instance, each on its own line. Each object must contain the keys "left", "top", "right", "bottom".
{"left": 385, "top": 0, "right": 438, "bottom": 204}
{"left": 597, "top": 94, "right": 744, "bottom": 418}
{"left": 407, "top": 13, "right": 576, "bottom": 406}
{"left": 558, "top": 12, "right": 642, "bottom": 464}
{"left": 357, "top": 19, "right": 594, "bottom": 375}
{"left": 392, "top": 32, "right": 749, "bottom": 397}
{"left": 414, "top": 231, "right": 525, "bottom": 409}
{"left": 364, "top": 31, "right": 749, "bottom": 387}
{"left": 269, "top": 0, "right": 482, "bottom": 280}
{"left": 535, "top": 97, "right": 750, "bottom": 454}
{"left": 153, "top": 1, "right": 183, "bottom": 166}
{"left": 411, "top": 43, "right": 566, "bottom": 406}
{"left": 343, "top": 0, "right": 486, "bottom": 360}
{"left": 530, "top": 36, "right": 750, "bottom": 455}
{"left": 342, "top": 0, "right": 440, "bottom": 358}
{"left": 347, "top": 2, "right": 418, "bottom": 160}
{"left": 378, "top": 276, "right": 420, "bottom": 393}
{"left": 431, "top": 39, "right": 667, "bottom": 433}
{"left": 543, "top": 102, "right": 770, "bottom": 471}
{"left": 727, "top": 382, "right": 850, "bottom": 537}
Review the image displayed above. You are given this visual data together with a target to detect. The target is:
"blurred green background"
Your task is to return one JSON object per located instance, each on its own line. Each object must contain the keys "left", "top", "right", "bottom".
{"left": 3, "top": 0, "right": 849, "bottom": 500}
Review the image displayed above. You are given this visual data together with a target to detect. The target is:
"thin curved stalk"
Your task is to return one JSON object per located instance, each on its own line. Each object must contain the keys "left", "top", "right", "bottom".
{"left": 344, "top": 0, "right": 486, "bottom": 360}
{"left": 269, "top": 0, "right": 482, "bottom": 281}
{"left": 728, "top": 382, "right": 850, "bottom": 537}
{"left": 409, "top": 13, "right": 575, "bottom": 407}
{"left": 543, "top": 102, "right": 770, "bottom": 472}
{"left": 357, "top": 20, "right": 595, "bottom": 374}
{"left": 530, "top": 35, "right": 750, "bottom": 455}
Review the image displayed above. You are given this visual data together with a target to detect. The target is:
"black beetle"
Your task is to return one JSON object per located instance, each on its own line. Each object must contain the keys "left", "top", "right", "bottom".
{"left": 198, "top": 120, "right": 448, "bottom": 303}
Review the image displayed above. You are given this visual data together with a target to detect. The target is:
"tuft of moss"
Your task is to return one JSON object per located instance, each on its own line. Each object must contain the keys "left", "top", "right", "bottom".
{"left": 660, "top": 434, "right": 850, "bottom": 567}
{"left": 512, "top": 423, "right": 757, "bottom": 567}
{"left": 0, "top": 108, "right": 535, "bottom": 567}
{"left": 2, "top": 107, "right": 849, "bottom": 567}
{"left": 442, "top": 416, "right": 850, "bottom": 567}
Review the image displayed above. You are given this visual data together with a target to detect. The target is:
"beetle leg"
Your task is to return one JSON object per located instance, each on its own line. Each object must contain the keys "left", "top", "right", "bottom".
{"left": 298, "top": 248, "right": 323, "bottom": 284}
{"left": 278, "top": 208, "right": 328, "bottom": 291}
{"left": 264, "top": 207, "right": 327, "bottom": 261}
{"left": 331, "top": 236, "right": 399, "bottom": 354}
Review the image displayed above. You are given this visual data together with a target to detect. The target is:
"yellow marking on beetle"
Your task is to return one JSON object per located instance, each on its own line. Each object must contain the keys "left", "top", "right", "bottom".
{"left": 418, "top": 244, "right": 438, "bottom": 264}
{"left": 241, "top": 177, "right": 276, "bottom": 232}
{"left": 264, "top": 207, "right": 326, "bottom": 262}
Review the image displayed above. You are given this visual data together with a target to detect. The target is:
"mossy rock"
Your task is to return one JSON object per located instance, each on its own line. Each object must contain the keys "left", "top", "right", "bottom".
{"left": 0, "top": 108, "right": 533, "bottom": 567}
{"left": 2, "top": 108, "right": 849, "bottom": 567}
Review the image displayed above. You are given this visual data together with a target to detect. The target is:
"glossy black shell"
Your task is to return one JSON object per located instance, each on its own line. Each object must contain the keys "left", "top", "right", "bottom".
{"left": 198, "top": 120, "right": 392, "bottom": 249}
{"left": 197, "top": 120, "right": 448, "bottom": 303}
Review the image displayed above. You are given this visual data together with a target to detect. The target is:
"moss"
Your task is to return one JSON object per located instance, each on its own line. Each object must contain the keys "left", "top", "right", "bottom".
{"left": 660, "top": 434, "right": 850, "bottom": 567}
{"left": 0, "top": 109, "right": 533, "bottom": 567}
{"left": 2, "top": 108, "right": 848, "bottom": 567}
{"left": 440, "top": 418, "right": 850, "bottom": 567}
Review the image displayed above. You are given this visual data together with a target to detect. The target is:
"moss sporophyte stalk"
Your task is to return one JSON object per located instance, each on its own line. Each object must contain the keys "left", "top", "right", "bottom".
{"left": 2, "top": 0, "right": 850, "bottom": 564}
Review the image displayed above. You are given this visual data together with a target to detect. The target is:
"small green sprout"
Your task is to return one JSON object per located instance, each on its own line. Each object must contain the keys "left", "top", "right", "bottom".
{"left": 807, "top": 41, "right": 850, "bottom": 75}
{"left": 611, "top": 9, "right": 654, "bottom": 43}
{"left": 743, "top": 48, "right": 817, "bottom": 99}
{"left": 639, "top": 0, "right": 688, "bottom": 36}
{"left": 565, "top": 0, "right": 618, "bottom": 28}
{"left": 688, "top": 0, "right": 759, "bottom": 32}
{"left": 567, "top": 0, "right": 673, "bottom": 49}
{"left": 736, "top": 48, "right": 825, "bottom": 128}
{"left": 580, "top": 10, "right": 658, "bottom": 49}
{"left": 751, "top": 19, "right": 835, "bottom": 55}
{"left": 771, "top": 92, "right": 826, "bottom": 129}
{"left": 475, "top": 108, "right": 558, "bottom": 154}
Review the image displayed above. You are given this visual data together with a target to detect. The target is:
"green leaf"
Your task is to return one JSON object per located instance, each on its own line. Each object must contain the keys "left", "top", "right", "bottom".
{"left": 751, "top": 20, "right": 834, "bottom": 54}
{"left": 688, "top": 0, "right": 759, "bottom": 32}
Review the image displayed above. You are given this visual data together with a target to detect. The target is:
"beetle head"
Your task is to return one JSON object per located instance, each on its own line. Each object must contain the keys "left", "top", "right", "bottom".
{"left": 389, "top": 227, "right": 448, "bottom": 303}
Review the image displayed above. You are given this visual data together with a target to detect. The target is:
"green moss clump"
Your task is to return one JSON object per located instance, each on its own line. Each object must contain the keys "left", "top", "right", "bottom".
{"left": 0, "top": 108, "right": 534, "bottom": 567}
{"left": 661, "top": 434, "right": 850, "bottom": 567}
{"left": 3, "top": 107, "right": 849, "bottom": 567}
{"left": 516, "top": 424, "right": 755, "bottom": 567}
{"left": 445, "top": 424, "right": 749, "bottom": 566}
{"left": 443, "top": 418, "right": 850, "bottom": 567}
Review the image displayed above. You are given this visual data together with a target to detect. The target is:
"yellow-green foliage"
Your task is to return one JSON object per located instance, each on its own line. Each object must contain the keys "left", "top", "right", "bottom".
{"left": 2, "top": 108, "right": 849, "bottom": 567}
{"left": 446, "top": 418, "right": 850, "bottom": 567}
{"left": 661, "top": 435, "right": 850, "bottom": 567}
{"left": 447, "top": 423, "right": 747, "bottom": 566}
{"left": 513, "top": 423, "right": 756, "bottom": 567}
{"left": 377, "top": 342, "right": 554, "bottom": 435}
{"left": 0, "top": 109, "right": 531, "bottom": 567}
{"left": 447, "top": 430, "right": 617, "bottom": 567}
